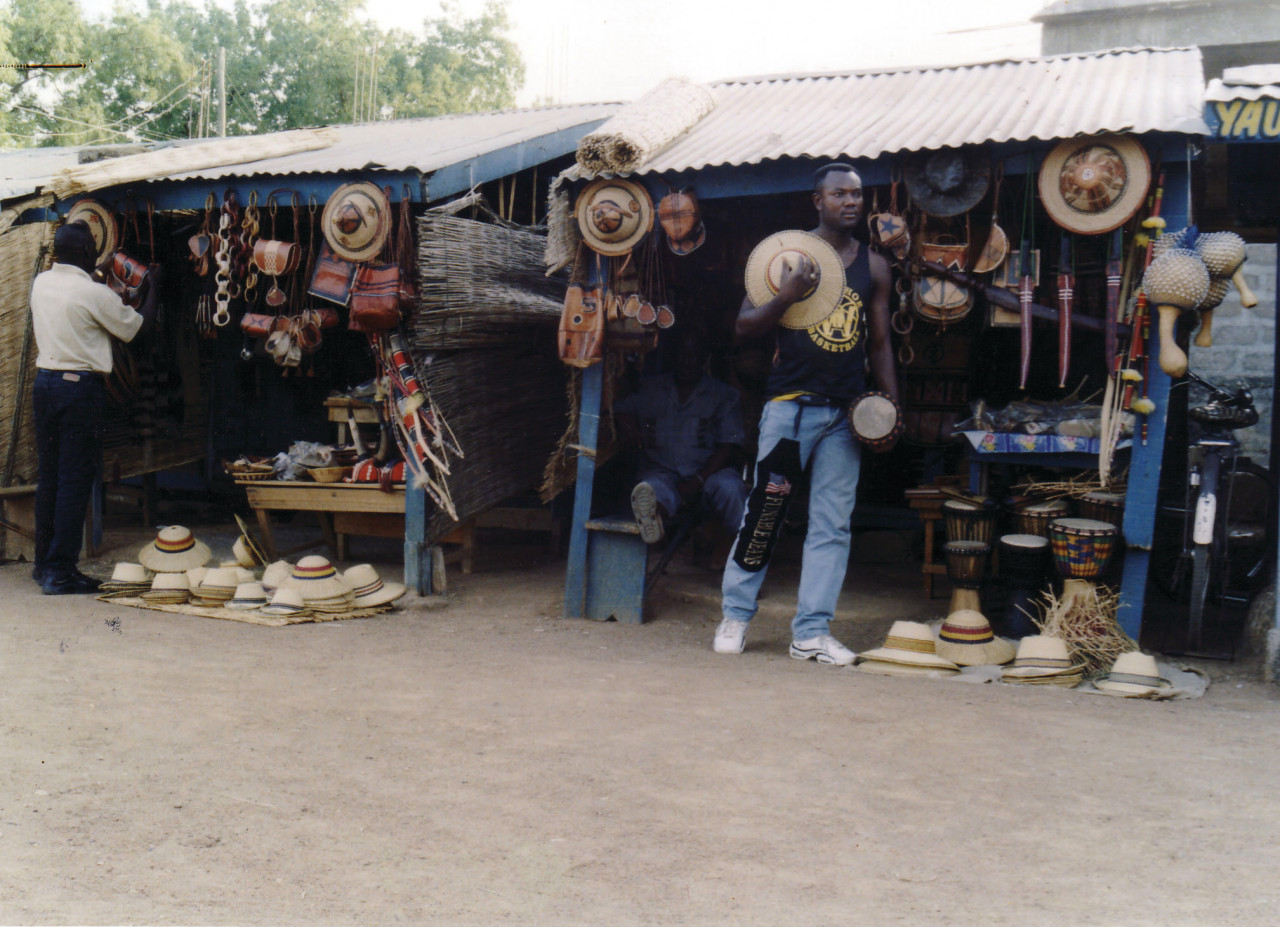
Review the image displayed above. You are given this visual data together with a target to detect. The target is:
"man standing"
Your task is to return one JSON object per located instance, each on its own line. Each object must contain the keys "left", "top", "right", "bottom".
{"left": 30, "top": 221, "right": 158, "bottom": 594}
{"left": 716, "top": 164, "right": 899, "bottom": 664}
{"left": 615, "top": 327, "right": 748, "bottom": 544}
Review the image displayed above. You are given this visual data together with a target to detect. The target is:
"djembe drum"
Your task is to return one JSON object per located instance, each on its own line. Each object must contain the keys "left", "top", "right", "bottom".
{"left": 848, "top": 391, "right": 903, "bottom": 452}
{"left": 998, "top": 533, "right": 1051, "bottom": 638}
{"left": 945, "top": 540, "right": 990, "bottom": 615}
{"left": 1014, "top": 498, "right": 1070, "bottom": 538}
{"left": 1047, "top": 517, "right": 1119, "bottom": 617}
{"left": 1077, "top": 491, "right": 1125, "bottom": 529}
{"left": 943, "top": 499, "right": 998, "bottom": 545}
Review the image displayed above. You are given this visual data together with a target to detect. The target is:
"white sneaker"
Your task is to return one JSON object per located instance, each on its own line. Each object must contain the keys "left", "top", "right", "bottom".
{"left": 789, "top": 635, "right": 856, "bottom": 666}
{"left": 713, "top": 618, "right": 749, "bottom": 654}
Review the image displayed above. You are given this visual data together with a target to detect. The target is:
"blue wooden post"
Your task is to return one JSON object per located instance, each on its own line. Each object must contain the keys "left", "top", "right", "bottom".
{"left": 562, "top": 362, "right": 603, "bottom": 618}
{"left": 1117, "top": 155, "right": 1190, "bottom": 639}
{"left": 403, "top": 480, "right": 432, "bottom": 596}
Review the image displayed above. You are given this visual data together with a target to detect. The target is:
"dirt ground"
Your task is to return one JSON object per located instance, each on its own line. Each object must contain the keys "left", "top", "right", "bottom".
{"left": 2, "top": 515, "right": 1280, "bottom": 926}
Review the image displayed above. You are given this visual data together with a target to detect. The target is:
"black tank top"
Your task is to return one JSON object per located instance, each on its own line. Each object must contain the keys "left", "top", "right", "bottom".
{"left": 765, "top": 242, "right": 872, "bottom": 402}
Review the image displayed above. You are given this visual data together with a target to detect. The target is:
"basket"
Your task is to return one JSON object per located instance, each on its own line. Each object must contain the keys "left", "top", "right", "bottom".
{"left": 223, "top": 458, "right": 276, "bottom": 481}
{"left": 308, "top": 466, "right": 351, "bottom": 483}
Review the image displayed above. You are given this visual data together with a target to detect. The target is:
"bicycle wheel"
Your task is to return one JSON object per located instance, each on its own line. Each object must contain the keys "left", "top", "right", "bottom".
{"left": 1221, "top": 460, "right": 1274, "bottom": 600}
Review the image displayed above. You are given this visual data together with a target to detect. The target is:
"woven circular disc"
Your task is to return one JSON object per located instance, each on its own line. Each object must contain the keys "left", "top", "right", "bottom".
{"left": 321, "top": 182, "right": 391, "bottom": 262}
{"left": 66, "top": 199, "right": 119, "bottom": 262}
{"left": 1039, "top": 134, "right": 1151, "bottom": 235}
{"left": 575, "top": 179, "right": 654, "bottom": 256}
{"left": 745, "top": 230, "right": 844, "bottom": 329}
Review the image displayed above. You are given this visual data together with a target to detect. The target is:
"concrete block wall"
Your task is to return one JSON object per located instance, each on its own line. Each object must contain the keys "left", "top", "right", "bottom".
{"left": 1185, "top": 242, "right": 1275, "bottom": 469}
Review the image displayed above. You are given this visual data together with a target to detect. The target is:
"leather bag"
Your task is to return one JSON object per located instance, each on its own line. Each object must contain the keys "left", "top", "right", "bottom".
{"left": 558, "top": 284, "right": 604, "bottom": 367}
{"left": 107, "top": 251, "right": 150, "bottom": 308}
{"left": 307, "top": 241, "right": 358, "bottom": 306}
{"left": 348, "top": 262, "right": 402, "bottom": 333}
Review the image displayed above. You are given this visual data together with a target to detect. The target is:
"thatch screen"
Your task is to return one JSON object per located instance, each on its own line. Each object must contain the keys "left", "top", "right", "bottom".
{"left": 0, "top": 222, "right": 53, "bottom": 487}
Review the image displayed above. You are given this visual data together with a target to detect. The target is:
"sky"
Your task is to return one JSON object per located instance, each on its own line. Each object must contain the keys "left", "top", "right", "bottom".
{"left": 82, "top": 0, "right": 1050, "bottom": 107}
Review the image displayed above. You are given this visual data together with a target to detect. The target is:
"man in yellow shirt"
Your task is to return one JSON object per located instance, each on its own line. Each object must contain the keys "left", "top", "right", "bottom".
{"left": 30, "top": 221, "right": 158, "bottom": 594}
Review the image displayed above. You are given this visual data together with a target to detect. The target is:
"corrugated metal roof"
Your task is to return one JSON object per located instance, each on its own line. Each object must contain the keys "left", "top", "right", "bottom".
{"left": 0, "top": 103, "right": 620, "bottom": 201}
{"left": 625, "top": 47, "right": 1207, "bottom": 176}
{"left": 1205, "top": 64, "right": 1280, "bottom": 101}
{"left": 167, "top": 104, "right": 621, "bottom": 182}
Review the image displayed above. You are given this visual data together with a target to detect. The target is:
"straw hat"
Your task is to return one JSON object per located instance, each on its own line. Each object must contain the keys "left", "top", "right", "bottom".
{"left": 744, "top": 230, "right": 844, "bottom": 329}
{"left": 343, "top": 564, "right": 406, "bottom": 607}
{"left": 576, "top": 179, "right": 654, "bottom": 256}
{"left": 857, "top": 658, "right": 962, "bottom": 678}
{"left": 857, "top": 621, "right": 960, "bottom": 671}
{"left": 285, "top": 555, "right": 352, "bottom": 601}
{"left": 234, "top": 514, "right": 267, "bottom": 566}
{"left": 903, "top": 147, "right": 989, "bottom": 217}
{"left": 185, "top": 567, "right": 208, "bottom": 590}
{"left": 66, "top": 199, "right": 119, "bottom": 261}
{"left": 232, "top": 536, "right": 259, "bottom": 569}
{"left": 261, "top": 560, "right": 292, "bottom": 594}
{"left": 322, "top": 181, "right": 392, "bottom": 262}
{"left": 138, "top": 526, "right": 212, "bottom": 573}
{"left": 1038, "top": 134, "right": 1151, "bottom": 235}
{"left": 193, "top": 567, "right": 238, "bottom": 605}
{"left": 1001, "top": 635, "right": 1083, "bottom": 679}
{"left": 226, "top": 582, "right": 268, "bottom": 611}
{"left": 108, "top": 562, "right": 149, "bottom": 584}
{"left": 1094, "top": 652, "right": 1173, "bottom": 697}
{"left": 141, "top": 572, "right": 190, "bottom": 603}
{"left": 935, "top": 610, "right": 1016, "bottom": 666}
{"left": 260, "top": 587, "right": 310, "bottom": 618}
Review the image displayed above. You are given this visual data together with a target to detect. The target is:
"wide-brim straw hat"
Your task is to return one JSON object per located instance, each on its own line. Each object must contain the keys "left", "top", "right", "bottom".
{"left": 576, "top": 179, "right": 654, "bottom": 256}
{"left": 343, "top": 564, "right": 406, "bottom": 607}
{"left": 1038, "top": 133, "right": 1151, "bottom": 235}
{"left": 322, "top": 181, "right": 391, "bottom": 262}
{"left": 66, "top": 199, "right": 119, "bottom": 261}
{"left": 856, "top": 658, "right": 962, "bottom": 678}
{"left": 744, "top": 230, "right": 844, "bottom": 329}
{"left": 260, "top": 587, "right": 310, "bottom": 617}
{"left": 904, "top": 147, "right": 990, "bottom": 217}
{"left": 1094, "top": 652, "right": 1173, "bottom": 696}
{"left": 234, "top": 514, "right": 267, "bottom": 566}
{"left": 138, "top": 526, "right": 212, "bottom": 572}
{"left": 1001, "top": 635, "right": 1083, "bottom": 678}
{"left": 285, "top": 555, "right": 352, "bottom": 601}
{"left": 232, "top": 536, "right": 258, "bottom": 569}
{"left": 261, "top": 560, "right": 292, "bottom": 593}
{"left": 936, "top": 610, "right": 1016, "bottom": 666}
{"left": 142, "top": 571, "right": 190, "bottom": 603}
{"left": 858, "top": 620, "right": 960, "bottom": 671}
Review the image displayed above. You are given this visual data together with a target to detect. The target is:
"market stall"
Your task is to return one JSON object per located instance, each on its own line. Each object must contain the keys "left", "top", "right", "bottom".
{"left": 545, "top": 49, "right": 1213, "bottom": 644}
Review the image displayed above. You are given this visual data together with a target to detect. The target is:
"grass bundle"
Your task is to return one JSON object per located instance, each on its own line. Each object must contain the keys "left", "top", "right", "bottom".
{"left": 411, "top": 213, "right": 564, "bottom": 351}
{"left": 1033, "top": 585, "right": 1138, "bottom": 675}
{"left": 575, "top": 78, "right": 715, "bottom": 174}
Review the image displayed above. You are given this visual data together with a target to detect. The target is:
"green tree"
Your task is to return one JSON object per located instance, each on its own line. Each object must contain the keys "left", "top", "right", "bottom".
{"left": 0, "top": 0, "right": 525, "bottom": 148}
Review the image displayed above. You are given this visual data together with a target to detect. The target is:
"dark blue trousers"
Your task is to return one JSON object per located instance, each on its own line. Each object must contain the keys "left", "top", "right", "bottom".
{"left": 34, "top": 369, "right": 104, "bottom": 582}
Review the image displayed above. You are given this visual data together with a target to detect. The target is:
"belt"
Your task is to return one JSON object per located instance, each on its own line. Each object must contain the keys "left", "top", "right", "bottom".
{"left": 39, "top": 368, "right": 103, "bottom": 381}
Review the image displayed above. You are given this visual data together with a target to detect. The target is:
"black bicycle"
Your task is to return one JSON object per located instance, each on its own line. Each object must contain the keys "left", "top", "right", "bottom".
{"left": 1161, "top": 372, "right": 1273, "bottom": 657}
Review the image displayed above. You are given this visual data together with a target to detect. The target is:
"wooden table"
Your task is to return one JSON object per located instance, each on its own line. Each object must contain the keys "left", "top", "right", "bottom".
{"left": 239, "top": 480, "right": 407, "bottom": 562}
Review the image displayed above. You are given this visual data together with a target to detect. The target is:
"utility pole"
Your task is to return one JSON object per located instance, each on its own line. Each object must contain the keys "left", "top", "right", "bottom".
{"left": 218, "top": 47, "right": 227, "bottom": 137}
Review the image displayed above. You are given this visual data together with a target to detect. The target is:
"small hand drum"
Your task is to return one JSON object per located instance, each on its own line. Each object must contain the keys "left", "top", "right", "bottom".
{"left": 943, "top": 499, "right": 998, "bottom": 545}
{"left": 847, "top": 391, "right": 902, "bottom": 451}
{"left": 1048, "top": 517, "right": 1118, "bottom": 579}
{"left": 1013, "top": 499, "right": 1070, "bottom": 538}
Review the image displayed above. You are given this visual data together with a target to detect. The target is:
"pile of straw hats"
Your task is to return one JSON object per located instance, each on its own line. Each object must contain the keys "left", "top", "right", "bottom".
{"left": 261, "top": 587, "right": 311, "bottom": 619}
{"left": 141, "top": 573, "right": 191, "bottom": 604}
{"left": 856, "top": 621, "right": 960, "bottom": 677}
{"left": 100, "top": 562, "right": 151, "bottom": 596}
{"left": 137, "top": 526, "right": 212, "bottom": 573}
{"left": 935, "top": 610, "right": 1015, "bottom": 667}
{"left": 1093, "top": 652, "right": 1173, "bottom": 697}
{"left": 190, "top": 566, "right": 239, "bottom": 607}
{"left": 283, "top": 555, "right": 355, "bottom": 613}
{"left": 261, "top": 560, "right": 292, "bottom": 595}
{"left": 226, "top": 582, "right": 268, "bottom": 611}
{"left": 1001, "top": 636, "right": 1083, "bottom": 687}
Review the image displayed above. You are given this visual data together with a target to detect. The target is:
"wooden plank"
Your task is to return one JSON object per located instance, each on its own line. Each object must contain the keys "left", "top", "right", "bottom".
{"left": 242, "top": 482, "right": 406, "bottom": 513}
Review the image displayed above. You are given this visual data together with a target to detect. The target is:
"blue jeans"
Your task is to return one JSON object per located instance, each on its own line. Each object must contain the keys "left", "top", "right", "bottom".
{"left": 722, "top": 400, "right": 862, "bottom": 641}
{"left": 34, "top": 369, "right": 105, "bottom": 581}
{"left": 637, "top": 466, "right": 748, "bottom": 531}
